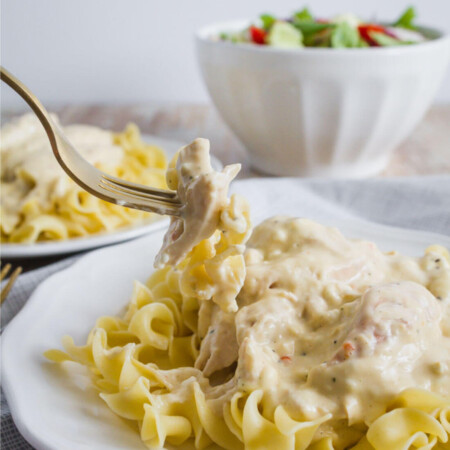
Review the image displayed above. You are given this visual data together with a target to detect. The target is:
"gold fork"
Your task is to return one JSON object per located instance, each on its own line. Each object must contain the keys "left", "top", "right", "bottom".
{"left": 0, "top": 66, "right": 182, "bottom": 217}
{"left": 0, "top": 264, "right": 22, "bottom": 304}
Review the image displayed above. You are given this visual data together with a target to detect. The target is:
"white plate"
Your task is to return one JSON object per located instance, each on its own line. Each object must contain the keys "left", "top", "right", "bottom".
{"left": 3, "top": 180, "right": 450, "bottom": 450}
{"left": 1, "top": 135, "right": 223, "bottom": 259}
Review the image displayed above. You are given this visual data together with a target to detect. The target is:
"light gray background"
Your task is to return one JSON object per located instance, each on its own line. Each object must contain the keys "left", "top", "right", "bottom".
{"left": 1, "top": 0, "right": 450, "bottom": 108}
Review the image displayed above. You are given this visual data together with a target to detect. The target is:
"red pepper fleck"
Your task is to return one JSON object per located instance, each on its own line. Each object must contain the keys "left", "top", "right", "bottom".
{"left": 358, "top": 24, "right": 387, "bottom": 46}
{"left": 280, "top": 356, "right": 292, "bottom": 362}
{"left": 343, "top": 342, "right": 355, "bottom": 359}
{"left": 250, "top": 26, "right": 267, "bottom": 45}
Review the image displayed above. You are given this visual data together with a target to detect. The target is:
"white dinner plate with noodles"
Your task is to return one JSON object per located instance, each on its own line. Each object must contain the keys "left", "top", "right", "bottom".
{"left": 1, "top": 135, "right": 222, "bottom": 259}
{"left": 3, "top": 179, "right": 450, "bottom": 450}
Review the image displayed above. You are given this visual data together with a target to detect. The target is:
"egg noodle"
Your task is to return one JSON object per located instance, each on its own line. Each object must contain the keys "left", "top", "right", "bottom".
{"left": 0, "top": 114, "right": 167, "bottom": 243}
{"left": 46, "top": 140, "right": 450, "bottom": 449}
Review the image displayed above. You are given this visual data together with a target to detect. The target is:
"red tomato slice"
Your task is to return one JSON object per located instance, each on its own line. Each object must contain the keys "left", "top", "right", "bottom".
{"left": 250, "top": 26, "right": 267, "bottom": 45}
{"left": 358, "top": 24, "right": 386, "bottom": 46}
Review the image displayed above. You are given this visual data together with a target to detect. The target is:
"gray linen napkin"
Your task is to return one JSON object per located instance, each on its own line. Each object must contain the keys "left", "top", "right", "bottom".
{"left": 1, "top": 175, "right": 449, "bottom": 449}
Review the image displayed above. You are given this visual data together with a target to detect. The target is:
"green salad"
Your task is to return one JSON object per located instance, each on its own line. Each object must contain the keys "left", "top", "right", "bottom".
{"left": 218, "top": 6, "right": 428, "bottom": 48}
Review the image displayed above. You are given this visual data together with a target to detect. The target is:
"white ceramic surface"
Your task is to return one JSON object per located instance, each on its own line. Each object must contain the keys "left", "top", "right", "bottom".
{"left": 196, "top": 21, "right": 450, "bottom": 178}
{"left": 3, "top": 214, "right": 450, "bottom": 449}
{"left": 1, "top": 134, "right": 223, "bottom": 259}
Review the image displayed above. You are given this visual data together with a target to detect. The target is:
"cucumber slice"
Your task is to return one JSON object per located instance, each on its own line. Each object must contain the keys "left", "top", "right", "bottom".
{"left": 267, "top": 22, "right": 303, "bottom": 48}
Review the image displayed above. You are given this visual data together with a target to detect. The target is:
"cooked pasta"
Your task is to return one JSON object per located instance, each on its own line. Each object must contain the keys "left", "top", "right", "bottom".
{"left": 0, "top": 113, "right": 167, "bottom": 243}
{"left": 46, "top": 139, "right": 450, "bottom": 449}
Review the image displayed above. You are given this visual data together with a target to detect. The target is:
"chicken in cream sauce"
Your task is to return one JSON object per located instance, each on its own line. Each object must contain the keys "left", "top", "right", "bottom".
{"left": 156, "top": 138, "right": 241, "bottom": 268}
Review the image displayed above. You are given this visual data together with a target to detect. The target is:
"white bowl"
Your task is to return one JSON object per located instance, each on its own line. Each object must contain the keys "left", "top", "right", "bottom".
{"left": 196, "top": 21, "right": 450, "bottom": 177}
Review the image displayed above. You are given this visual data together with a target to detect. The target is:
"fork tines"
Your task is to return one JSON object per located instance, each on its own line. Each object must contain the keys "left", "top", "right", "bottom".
{"left": 99, "top": 175, "right": 182, "bottom": 216}
{"left": 103, "top": 175, "right": 179, "bottom": 199}
{"left": 0, "top": 264, "right": 22, "bottom": 304}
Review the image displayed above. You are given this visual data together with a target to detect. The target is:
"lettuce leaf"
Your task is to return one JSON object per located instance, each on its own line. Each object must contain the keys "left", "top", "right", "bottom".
{"left": 393, "top": 6, "right": 416, "bottom": 30}
{"left": 293, "top": 7, "right": 313, "bottom": 22}
{"left": 294, "top": 22, "right": 334, "bottom": 35}
{"left": 260, "top": 14, "right": 276, "bottom": 30}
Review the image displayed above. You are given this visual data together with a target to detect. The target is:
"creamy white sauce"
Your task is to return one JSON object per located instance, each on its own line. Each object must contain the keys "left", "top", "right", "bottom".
{"left": 194, "top": 217, "right": 450, "bottom": 447}
{"left": 0, "top": 113, "right": 124, "bottom": 233}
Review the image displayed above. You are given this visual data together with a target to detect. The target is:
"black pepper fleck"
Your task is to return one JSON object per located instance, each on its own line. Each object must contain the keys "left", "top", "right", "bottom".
{"left": 332, "top": 377, "right": 336, "bottom": 383}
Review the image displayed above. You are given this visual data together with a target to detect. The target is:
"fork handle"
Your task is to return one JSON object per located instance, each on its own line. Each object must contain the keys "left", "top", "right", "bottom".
{"left": 1, "top": 66, "right": 60, "bottom": 162}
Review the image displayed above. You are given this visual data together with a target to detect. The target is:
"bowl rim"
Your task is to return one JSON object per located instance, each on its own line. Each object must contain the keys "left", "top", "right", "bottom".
{"left": 195, "top": 18, "right": 450, "bottom": 56}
